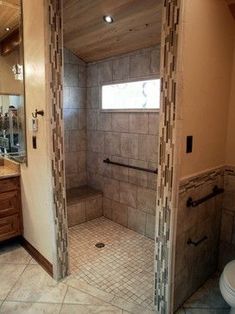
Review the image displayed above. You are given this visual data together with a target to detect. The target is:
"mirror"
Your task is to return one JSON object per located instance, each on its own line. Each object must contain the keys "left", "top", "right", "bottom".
{"left": 0, "top": 0, "right": 26, "bottom": 163}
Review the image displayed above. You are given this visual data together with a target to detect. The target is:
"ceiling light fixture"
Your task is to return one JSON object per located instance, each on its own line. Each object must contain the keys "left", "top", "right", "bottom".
{"left": 103, "top": 15, "right": 113, "bottom": 24}
{"left": 5, "top": 27, "right": 10, "bottom": 32}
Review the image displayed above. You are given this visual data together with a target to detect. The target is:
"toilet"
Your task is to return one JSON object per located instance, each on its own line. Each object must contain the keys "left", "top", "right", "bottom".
{"left": 220, "top": 260, "right": 235, "bottom": 314}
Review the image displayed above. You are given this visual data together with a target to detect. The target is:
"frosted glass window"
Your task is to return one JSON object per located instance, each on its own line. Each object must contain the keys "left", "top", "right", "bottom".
{"left": 102, "top": 79, "right": 160, "bottom": 110}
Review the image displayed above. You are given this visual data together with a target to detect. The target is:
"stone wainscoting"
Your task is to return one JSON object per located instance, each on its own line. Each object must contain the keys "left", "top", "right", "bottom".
{"left": 174, "top": 165, "right": 235, "bottom": 310}
{"left": 220, "top": 166, "right": 235, "bottom": 269}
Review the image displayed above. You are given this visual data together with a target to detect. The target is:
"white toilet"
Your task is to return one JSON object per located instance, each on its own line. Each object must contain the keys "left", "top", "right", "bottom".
{"left": 220, "top": 260, "right": 235, "bottom": 314}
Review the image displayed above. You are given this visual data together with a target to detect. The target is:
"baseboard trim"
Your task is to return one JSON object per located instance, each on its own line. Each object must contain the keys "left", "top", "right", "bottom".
{"left": 21, "top": 237, "right": 53, "bottom": 277}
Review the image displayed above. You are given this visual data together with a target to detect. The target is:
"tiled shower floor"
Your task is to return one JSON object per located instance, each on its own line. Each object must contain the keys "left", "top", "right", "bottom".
{"left": 68, "top": 217, "right": 155, "bottom": 310}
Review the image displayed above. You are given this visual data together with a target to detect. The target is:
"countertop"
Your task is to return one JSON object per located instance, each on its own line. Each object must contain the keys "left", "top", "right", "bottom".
{"left": 0, "top": 158, "right": 20, "bottom": 179}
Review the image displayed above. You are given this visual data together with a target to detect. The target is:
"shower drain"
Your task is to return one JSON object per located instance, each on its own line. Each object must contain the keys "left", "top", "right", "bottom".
{"left": 95, "top": 242, "right": 105, "bottom": 248}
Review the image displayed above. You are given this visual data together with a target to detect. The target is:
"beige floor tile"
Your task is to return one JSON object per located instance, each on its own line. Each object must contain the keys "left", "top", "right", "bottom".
{"left": 110, "top": 296, "right": 155, "bottom": 314}
{"left": 184, "top": 310, "right": 229, "bottom": 314}
{"left": 64, "top": 286, "right": 106, "bottom": 305}
{"left": 65, "top": 276, "right": 114, "bottom": 303}
{"left": 0, "top": 302, "right": 61, "bottom": 314}
{"left": 0, "top": 264, "right": 26, "bottom": 300}
{"left": 7, "top": 265, "right": 67, "bottom": 303}
{"left": 0, "top": 245, "right": 31, "bottom": 265}
{"left": 60, "top": 304, "right": 122, "bottom": 314}
{"left": 29, "top": 258, "right": 38, "bottom": 265}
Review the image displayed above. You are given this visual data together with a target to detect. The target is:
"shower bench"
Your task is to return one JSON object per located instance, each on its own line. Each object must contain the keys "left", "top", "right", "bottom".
{"left": 66, "top": 185, "right": 103, "bottom": 227}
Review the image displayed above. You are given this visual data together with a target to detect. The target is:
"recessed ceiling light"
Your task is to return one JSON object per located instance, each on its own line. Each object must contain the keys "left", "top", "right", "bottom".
{"left": 103, "top": 15, "right": 113, "bottom": 24}
{"left": 5, "top": 27, "right": 10, "bottom": 32}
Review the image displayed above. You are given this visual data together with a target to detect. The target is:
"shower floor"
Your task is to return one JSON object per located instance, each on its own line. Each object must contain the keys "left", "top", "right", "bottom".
{"left": 68, "top": 217, "right": 155, "bottom": 310}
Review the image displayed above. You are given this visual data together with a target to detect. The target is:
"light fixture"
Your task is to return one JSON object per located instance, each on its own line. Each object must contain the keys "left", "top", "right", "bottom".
{"left": 5, "top": 27, "right": 10, "bottom": 32}
{"left": 103, "top": 15, "right": 113, "bottom": 24}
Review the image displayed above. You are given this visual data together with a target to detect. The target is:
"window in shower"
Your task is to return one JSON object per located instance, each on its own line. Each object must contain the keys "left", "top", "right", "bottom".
{"left": 101, "top": 78, "right": 160, "bottom": 111}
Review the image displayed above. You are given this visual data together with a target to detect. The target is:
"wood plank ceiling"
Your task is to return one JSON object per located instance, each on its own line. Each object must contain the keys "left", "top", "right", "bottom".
{"left": 0, "top": 0, "right": 20, "bottom": 42}
{"left": 63, "top": 0, "right": 163, "bottom": 62}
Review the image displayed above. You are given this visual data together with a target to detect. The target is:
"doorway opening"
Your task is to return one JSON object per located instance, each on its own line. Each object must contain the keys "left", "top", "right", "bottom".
{"left": 62, "top": 0, "right": 163, "bottom": 311}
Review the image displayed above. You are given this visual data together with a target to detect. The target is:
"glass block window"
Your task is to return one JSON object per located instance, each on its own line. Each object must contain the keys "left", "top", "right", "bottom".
{"left": 101, "top": 79, "right": 160, "bottom": 110}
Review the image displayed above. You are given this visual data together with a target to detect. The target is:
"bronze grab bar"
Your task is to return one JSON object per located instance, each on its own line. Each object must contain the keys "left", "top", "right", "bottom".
{"left": 187, "top": 236, "right": 208, "bottom": 247}
{"left": 186, "top": 185, "right": 224, "bottom": 207}
{"left": 103, "top": 158, "right": 158, "bottom": 174}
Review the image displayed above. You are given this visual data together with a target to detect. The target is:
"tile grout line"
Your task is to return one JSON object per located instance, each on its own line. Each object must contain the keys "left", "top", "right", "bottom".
{"left": 58, "top": 285, "right": 68, "bottom": 314}
{"left": 1, "top": 262, "right": 29, "bottom": 306}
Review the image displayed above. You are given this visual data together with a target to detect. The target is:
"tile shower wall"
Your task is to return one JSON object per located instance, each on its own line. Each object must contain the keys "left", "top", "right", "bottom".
{"left": 63, "top": 49, "right": 87, "bottom": 189}
{"left": 220, "top": 166, "right": 235, "bottom": 269}
{"left": 86, "top": 46, "right": 160, "bottom": 239}
{"left": 174, "top": 167, "right": 224, "bottom": 310}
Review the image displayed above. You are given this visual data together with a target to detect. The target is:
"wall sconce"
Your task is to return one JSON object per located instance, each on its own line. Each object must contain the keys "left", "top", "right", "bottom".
{"left": 12, "top": 64, "right": 23, "bottom": 81}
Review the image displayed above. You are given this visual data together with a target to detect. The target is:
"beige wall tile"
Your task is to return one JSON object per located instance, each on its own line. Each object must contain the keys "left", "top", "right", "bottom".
{"left": 98, "top": 61, "right": 112, "bottom": 84}
{"left": 112, "top": 201, "right": 128, "bottom": 227}
{"left": 128, "top": 159, "right": 148, "bottom": 188}
{"left": 87, "top": 87, "right": 99, "bottom": 108}
{"left": 111, "top": 157, "right": 129, "bottom": 182}
{"left": 103, "top": 197, "right": 112, "bottom": 220}
{"left": 111, "top": 113, "right": 129, "bottom": 133}
{"left": 64, "top": 63, "right": 79, "bottom": 87}
{"left": 146, "top": 214, "right": 156, "bottom": 239}
{"left": 129, "top": 113, "right": 148, "bottom": 134}
{"left": 67, "top": 203, "right": 86, "bottom": 227}
{"left": 130, "top": 52, "right": 151, "bottom": 78}
{"left": 148, "top": 113, "right": 160, "bottom": 135}
{"left": 150, "top": 46, "right": 161, "bottom": 74}
{"left": 87, "top": 131, "right": 104, "bottom": 153}
{"left": 104, "top": 132, "right": 120, "bottom": 156}
{"left": 87, "top": 109, "right": 98, "bottom": 130}
{"left": 120, "top": 133, "right": 138, "bottom": 159}
{"left": 138, "top": 134, "right": 158, "bottom": 162}
{"left": 120, "top": 182, "right": 137, "bottom": 208}
{"left": 103, "top": 178, "right": 120, "bottom": 202}
{"left": 128, "top": 207, "right": 146, "bottom": 235}
{"left": 113, "top": 56, "right": 129, "bottom": 81}
{"left": 69, "top": 130, "right": 86, "bottom": 152}
{"left": 85, "top": 196, "right": 103, "bottom": 220}
{"left": 97, "top": 112, "right": 112, "bottom": 131}
{"left": 220, "top": 210, "right": 234, "bottom": 243}
{"left": 137, "top": 187, "right": 156, "bottom": 215}
{"left": 87, "top": 64, "right": 98, "bottom": 87}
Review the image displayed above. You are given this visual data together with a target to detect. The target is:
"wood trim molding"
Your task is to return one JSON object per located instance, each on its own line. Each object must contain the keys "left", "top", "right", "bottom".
{"left": 228, "top": 3, "right": 235, "bottom": 19}
{"left": 227, "top": 0, "right": 235, "bottom": 19}
{"left": 0, "top": 29, "right": 20, "bottom": 56}
{"left": 21, "top": 237, "right": 53, "bottom": 277}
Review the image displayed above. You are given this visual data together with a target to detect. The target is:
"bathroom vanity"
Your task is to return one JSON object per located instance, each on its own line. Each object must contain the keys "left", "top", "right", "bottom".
{"left": 0, "top": 159, "right": 22, "bottom": 242}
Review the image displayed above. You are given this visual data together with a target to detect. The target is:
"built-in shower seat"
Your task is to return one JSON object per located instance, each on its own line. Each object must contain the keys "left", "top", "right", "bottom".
{"left": 66, "top": 185, "right": 103, "bottom": 227}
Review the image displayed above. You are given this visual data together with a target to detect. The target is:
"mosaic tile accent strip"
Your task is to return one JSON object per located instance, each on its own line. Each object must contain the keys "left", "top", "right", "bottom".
{"left": 155, "top": 0, "right": 181, "bottom": 313}
{"left": 47, "top": 0, "right": 69, "bottom": 278}
{"left": 179, "top": 166, "right": 225, "bottom": 193}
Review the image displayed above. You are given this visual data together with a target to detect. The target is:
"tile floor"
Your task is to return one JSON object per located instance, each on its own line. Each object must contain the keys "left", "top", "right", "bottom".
{"left": 69, "top": 217, "right": 155, "bottom": 311}
{"left": 176, "top": 273, "right": 230, "bottom": 314}
{"left": 0, "top": 240, "right": 154, "bottom": 314}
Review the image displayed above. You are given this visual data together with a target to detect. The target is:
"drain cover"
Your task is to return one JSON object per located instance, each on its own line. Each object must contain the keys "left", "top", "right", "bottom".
{"left": 95, "top": 242, "right": 105, "bottom": 248}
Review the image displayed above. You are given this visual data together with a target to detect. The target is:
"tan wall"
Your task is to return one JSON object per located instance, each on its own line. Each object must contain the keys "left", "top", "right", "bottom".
{"left": 0, "top": 50, "right": 23, "bottom": 95}
{"left": 20, "top": 0, "right": 56, "bottom": 264}
{"left": 226, "top": 40, "right": 235, "bottom": 166}
{"left": 180, "top": 0, "right": 235, "bottom": 178}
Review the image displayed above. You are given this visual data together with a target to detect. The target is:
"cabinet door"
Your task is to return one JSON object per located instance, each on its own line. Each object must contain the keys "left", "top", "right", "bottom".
{"left": 0, "top": 190, "right": 19, "bottom": 218}
{"left": 0, "top": 178, "right": 19, "bottom": 193}
{"left": 0, "top": 215, "right": 20, "bottom": 242}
